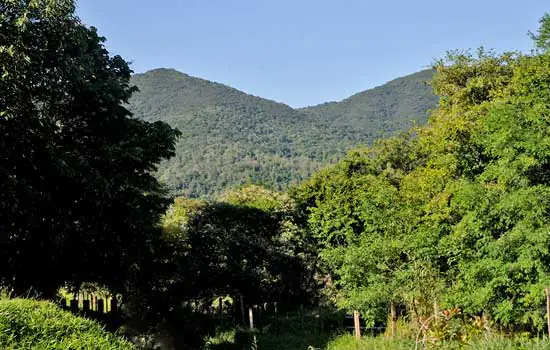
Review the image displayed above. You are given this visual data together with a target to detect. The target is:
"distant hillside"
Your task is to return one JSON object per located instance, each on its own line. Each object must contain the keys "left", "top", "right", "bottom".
{"left": 300, "top": 69, "right": 438, "bottom": 138}
{"left": 128, "top": 68, "right": 437, "bottom": 198}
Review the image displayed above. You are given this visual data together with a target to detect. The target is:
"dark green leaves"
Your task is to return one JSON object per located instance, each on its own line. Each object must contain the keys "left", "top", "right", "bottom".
{"left": 0, "top": 0, "right": 179, "bottom": 297}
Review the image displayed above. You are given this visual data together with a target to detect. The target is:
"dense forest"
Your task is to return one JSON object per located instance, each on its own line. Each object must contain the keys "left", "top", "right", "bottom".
{"left": 128, "top": 68, "right": 437, "bottom": 198}
{"left": 3, "top": 1, "right": 550, "bottom": 349}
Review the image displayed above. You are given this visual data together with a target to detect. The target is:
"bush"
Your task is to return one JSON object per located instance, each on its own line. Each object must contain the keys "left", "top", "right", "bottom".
{"left": 0, "top": 299, "right": 134, "bottom": 349}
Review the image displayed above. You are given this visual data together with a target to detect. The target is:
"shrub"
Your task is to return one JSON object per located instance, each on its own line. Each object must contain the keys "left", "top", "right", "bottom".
{"left": 0, "top": 299, "right": 134, "bottom": 349}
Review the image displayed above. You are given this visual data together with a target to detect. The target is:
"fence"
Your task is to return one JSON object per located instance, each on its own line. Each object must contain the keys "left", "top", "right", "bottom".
{"left": 206, "top": 296, "right": 380, "bottom": 338}
{"left": 58, "top": 293, "right": 120, "bottom": 329}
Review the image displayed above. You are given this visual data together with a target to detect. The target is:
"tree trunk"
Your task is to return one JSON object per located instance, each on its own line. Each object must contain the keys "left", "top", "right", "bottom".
{"left": 353, "top": 310, "right": 361, "bottom": 339}
{"left": 249, "top": 305, "right": 254, "bottom": 330}
{"left": 390, "top": 302, "right": 397, "bottom": 338}
{"left": 546, "top": 288, "right": 550, "bottom": 337}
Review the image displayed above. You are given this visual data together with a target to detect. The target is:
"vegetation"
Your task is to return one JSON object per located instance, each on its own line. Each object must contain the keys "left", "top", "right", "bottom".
{"left": 161, "top": 188, "right": 310, "bottom": 304}
{"left": 117, "top": 185, "right": 319, "bottom": 347}
{"left": 326, "top": 334, "right": 550, "bottom": 350}
{"left": 295, "top": 15, "right": 550, "bottom": 340}
{"left": 3, "top": 0, "right": 550, "bottom": 349}
{"left": 128, "top": 68, "right": 437, "bottom": 198}
{"left": 0, "top": 0, "right": 179, "bottom": 298}
{"left": 202, "top": 327, "right": 550, "bottom": 350}
{"left": 0, "top": 299, "right": 134, "bottom": 349}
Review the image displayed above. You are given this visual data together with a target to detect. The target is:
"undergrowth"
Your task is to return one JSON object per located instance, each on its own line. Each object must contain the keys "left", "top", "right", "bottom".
{"left": 0, "top": 298, "right": 134, "bottom": 350}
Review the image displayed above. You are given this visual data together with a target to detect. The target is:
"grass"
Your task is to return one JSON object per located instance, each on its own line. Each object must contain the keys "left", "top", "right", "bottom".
{"left": 203, "top": 327, "right": 334, "bottom": 350}
{"left": 326, "top": 335, "right": 415, "bottom": 349}
{"left": 204, "top": 328, "right": 550, "bottom": 350}
{"left": 326, "top": 334, "right": 550, "bottom": 350}
{"left": 0, "top": 298, "right": 134, "bottom": 349}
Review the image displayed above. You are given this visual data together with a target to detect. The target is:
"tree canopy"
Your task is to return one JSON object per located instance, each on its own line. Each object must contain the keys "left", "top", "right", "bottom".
{"left": 295, "top": 14, "right": 550, "bottom": 332}
{"left": 0, "top": 0, "right": 180, "bottom": 297}
{"left": 157, "top": 185, "right": 315, "bottom": 305}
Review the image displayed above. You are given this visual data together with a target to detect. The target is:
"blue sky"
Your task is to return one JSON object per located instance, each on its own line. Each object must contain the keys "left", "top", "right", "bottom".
{"left": 77, "top": 0, "right": 549, "bottom": 107}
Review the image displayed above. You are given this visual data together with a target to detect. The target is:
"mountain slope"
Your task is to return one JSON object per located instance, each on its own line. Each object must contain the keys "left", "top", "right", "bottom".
{"left": 128, "top": 68, "right": 437, "bottom": 198}
{"left": 300, "top": 69, "right": 438, "bottom": 139}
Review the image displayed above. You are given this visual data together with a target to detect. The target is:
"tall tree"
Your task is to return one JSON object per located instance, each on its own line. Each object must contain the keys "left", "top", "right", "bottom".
{"left": 0, "top": 0, "right": 180, "bottom": 297}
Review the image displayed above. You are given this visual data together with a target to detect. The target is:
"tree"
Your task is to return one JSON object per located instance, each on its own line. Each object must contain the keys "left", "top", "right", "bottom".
{"left": 0, "top": 0, "right": 180, "bottom": 297}
{"left": 158, "top": 187, "right": 314, "bottom": 305}
{"left": 435, "top": 49, "right": 550, "bottom": 331}
{"left": 296, "top": 133, "right": 433, "bottom": 326}
{"left": 529, "top": 13, "right": 550, "bottom": 52}
{"left": 297, "top": 15, "right": 550, "bottom": 334}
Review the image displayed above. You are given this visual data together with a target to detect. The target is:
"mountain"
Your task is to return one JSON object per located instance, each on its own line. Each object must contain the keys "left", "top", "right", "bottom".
{"left": 300, "top": 69, "right": 437, "bottom": 138}
{"left": 128, "top": 68, "right": 437, "bottom": 198}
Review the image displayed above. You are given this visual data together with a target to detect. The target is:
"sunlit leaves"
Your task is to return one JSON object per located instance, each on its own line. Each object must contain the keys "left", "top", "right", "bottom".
{"left": 297, "top": 14, "right": 550, "bottom": 332}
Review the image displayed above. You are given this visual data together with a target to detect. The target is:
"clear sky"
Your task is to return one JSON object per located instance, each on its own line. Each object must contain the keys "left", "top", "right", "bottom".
{"left": 77, "top": 0, "right": 549, "bottom": 107}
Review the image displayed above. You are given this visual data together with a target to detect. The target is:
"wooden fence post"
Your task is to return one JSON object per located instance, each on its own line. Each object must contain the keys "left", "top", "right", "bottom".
{"left": 391, "top": 302, "right": 397, "bottom": 338}
{"left": 274, "top": 302, "right": 279, "bottom": 334}
{"left": 546, "top": 288, "right": 550, "bottom": 337}
{"left": 249, "top": 305, "right": 254, "bottom": 330}
{"left": 258, "top": 304, "right": 263, "bottom": 331}
{"left": 353, "top": 310, "right": 361, "bottom": 339}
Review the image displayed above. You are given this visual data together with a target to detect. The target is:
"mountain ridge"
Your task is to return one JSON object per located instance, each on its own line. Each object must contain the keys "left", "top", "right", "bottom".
{"left": 128, "top": 68, "right": 438, "bottom": 198}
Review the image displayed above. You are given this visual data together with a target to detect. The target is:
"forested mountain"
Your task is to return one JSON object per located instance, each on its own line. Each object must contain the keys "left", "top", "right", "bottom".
{"left": 300, "top": 69, "right": 437, "bottom": 137}
{"left": 128, "top": 68, "right": 437, "bottom": 198}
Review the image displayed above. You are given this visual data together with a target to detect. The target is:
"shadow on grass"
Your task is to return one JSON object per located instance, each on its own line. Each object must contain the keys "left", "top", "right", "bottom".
{"left": 203, "top": 320, "right": 338, "bottom": 350}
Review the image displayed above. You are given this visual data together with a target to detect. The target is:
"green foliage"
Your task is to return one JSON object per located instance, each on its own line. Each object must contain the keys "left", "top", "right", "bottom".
{"left": 121, "top": 186, "right": 319, "bottom": 347}
{"left": 0, "top": 0, "right": 179, "bottom": 296}
{"left": 158, "top": 186, "right": 314, "bottom": 303}
{"left": 5, "top": 2, "right": 550, "bottom": 348}
{"left": 295, "top": 14, "right": 550, "bottom": 335}
{"left": 218, "top": 185, "right": 311, "bottom": 256}
{"left": 529, "top": 13, "right": 550, "bottom": 52}
{"left": 0, "top": 299, "right": 134, "bottom": 350}
{"left": 128, "top": 68, "right": 437, "bottom": 198}
{"left": 218, "top": 184, "right": 293, "bottom": 213}
{"left": 297, "top": 132, "right": 437, "bottom": 325}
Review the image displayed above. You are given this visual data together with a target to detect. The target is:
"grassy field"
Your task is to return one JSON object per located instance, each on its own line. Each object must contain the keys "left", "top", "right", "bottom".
{"left": 326, "top": 334, "right": 550, "bottom": 349}
{"left": 204, "top": 328, "right": 550, "bottom": 350}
